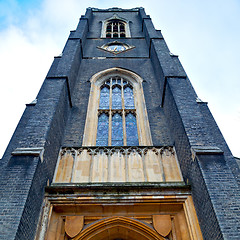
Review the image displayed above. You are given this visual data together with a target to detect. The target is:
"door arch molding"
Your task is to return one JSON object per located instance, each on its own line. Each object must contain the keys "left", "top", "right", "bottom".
{"left": 73, "top": 216, "right": 165, "bottom": 240}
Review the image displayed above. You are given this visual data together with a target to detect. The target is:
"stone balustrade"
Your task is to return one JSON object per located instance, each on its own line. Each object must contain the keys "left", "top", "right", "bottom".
{"left": 53, "top": 146, "right": 183, "bottom": 183}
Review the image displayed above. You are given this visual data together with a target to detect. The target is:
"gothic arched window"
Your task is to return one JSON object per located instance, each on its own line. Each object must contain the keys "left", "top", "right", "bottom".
{"left": 96, "top": 77, "right": 138, "bottom": 146}
{"left": 101, "top": 16, "right": 131, "bottom": 38}
{"left": 83, "top": 68, "right": 152, "bottom": 147}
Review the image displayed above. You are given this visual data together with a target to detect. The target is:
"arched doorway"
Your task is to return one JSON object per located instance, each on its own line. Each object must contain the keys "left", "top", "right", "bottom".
{"left": 73, "top": 216, "right": 165, "bottom": 240}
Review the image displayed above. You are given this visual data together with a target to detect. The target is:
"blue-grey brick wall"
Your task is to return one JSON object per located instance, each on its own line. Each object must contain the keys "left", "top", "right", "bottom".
{"left": 163, "top": 81, "right": 239, "bottom": 239}
{"left": 0, "top": 79, "right": 71, "bottom": 240}
{"left": 198, "top": 102, "right": 240, "bottom": 184}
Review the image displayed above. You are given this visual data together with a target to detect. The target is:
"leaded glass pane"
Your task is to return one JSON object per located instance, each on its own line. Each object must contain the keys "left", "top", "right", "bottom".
{"left": 126, "top": 113, "right": 138, "bottom": 146}
{"left": 96, "top": 113, "right": 109, "bottom": 146}
{"left": 120, "top": 24, "right": 125, "bottom": 32}
{"left": 99, "top": 86, "right": 109, "bottom": 109}
{"left": 106, "top": 24, "right": 111, "bottom": 32}
{"left": 113, "top": 24, "right": 118, "bottom": 32}
{"left": 124, "top": 86, "right": 134, "bottom": 109}
{"left": 111, "top": 113, "right": 123, "bottom": 146}
{"left": 112, "top": 86, "right": 122, "bottom": 109}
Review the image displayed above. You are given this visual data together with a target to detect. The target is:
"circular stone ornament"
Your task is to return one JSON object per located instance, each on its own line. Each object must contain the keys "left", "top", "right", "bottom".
{"left": 98, "top": 41, "right": 135, "bottom": 54}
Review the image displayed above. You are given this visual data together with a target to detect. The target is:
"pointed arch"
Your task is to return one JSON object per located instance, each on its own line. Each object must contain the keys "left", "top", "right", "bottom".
{"left": 73, "top": 216, "right": 165, "bottom": 240}
{"left": 90, "top": 67, "right": 142, "bottom": 85}
{"left": 83, "top": 68, "right": 152, "bottom": 146}
{"left": 101, "top": 14, "right": 131, "bottom": 38}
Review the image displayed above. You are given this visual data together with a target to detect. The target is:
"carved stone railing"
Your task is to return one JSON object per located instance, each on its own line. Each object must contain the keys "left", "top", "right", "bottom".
{"left": 53, "top": 146, "right": 183, "bottom": 183}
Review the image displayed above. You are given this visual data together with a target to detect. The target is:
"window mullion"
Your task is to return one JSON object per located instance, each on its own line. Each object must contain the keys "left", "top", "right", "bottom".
{"left": 111, "top": 22, "right": 113, "bottom": 38}
{"left": 118, "top": 22, "right": 120, "bottom": 38}
{"left": 109, "top": 78, "right": 113, "bottom": 146}
{"left": 121, "top": 78, "right": 127, "bottom": 146}
{"left": 122, "top": 111, "right": 127, "bottom": 146}
{"left": 109, "top": 111, "right": 112, "bottom": 146}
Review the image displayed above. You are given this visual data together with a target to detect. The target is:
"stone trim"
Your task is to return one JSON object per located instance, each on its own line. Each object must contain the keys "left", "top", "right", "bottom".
{"left": 12, "top": 147, "right": 44, "bottom": 162}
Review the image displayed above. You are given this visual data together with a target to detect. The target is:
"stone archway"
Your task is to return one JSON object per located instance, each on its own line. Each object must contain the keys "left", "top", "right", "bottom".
{"left": 73, "top": 216, "right": 165, "bottom": 240}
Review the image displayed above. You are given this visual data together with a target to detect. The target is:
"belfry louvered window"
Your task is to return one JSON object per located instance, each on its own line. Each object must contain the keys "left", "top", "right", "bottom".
{"left": 106, "top": 20, "right": 126, "bottom": 38}
{"left": 96, "top": 76, "right": 138, "bottom": 146}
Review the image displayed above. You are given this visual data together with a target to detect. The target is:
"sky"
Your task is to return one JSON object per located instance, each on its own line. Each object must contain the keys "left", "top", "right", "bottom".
{"left": 0, "top": 0, "right": 239, "bottom": 158}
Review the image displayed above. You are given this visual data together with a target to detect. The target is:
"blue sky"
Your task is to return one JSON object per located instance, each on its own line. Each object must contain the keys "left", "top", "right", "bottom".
{"left": 0, "top": 0, "right": 41, "bottom": 28}
{"left": 0, "top": 0, "right": 240, "bottom": 158}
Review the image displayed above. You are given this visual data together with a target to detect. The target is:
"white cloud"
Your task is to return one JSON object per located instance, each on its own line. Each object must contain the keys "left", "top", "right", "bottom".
{"left": 0, "top": 0, "right": 101, "bottom": 158}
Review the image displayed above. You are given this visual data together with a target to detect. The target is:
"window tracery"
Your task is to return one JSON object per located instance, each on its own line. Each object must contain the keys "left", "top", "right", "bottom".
{"left": 96, "top": 77, "right": 138, "bottom": 146}
{"left": 106, "top": 20, "right": 126, "bottom": 38}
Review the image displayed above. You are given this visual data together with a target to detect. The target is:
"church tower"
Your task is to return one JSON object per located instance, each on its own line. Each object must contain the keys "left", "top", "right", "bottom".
{"left": 0, "top": 7, "right": 240, "bottom": 240}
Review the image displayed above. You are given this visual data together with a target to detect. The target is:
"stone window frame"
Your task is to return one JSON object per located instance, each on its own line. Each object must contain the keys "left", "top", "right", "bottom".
{"left": 101, "top": 14, "right": 131, "bottom": 38}
{"left": 82, "top": 68, "right": 152, "bottom": 146}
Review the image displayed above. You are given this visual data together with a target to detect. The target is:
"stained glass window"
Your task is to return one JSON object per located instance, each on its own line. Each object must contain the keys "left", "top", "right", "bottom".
{"left": 124, "top": 86, "right": 134, "bottom": 109}
{"left": 96, "top": 113, "right": 109, "bottom": 146}
{"left": 126, "top": 113, "right": 138, "bottom": 146}
{"left": 112, "top": 86, "right": 122, "bottom": 109}
{"left": 111, "top": 113, "right": 123, "bottom": 146}
{"left": 96, "top": 77, "right": 139, "bottom": 146}
{"left": 112, "top": 78, "right": 121, "bottom": 85}
{"left": 99, "top": 86, "right": 109, "bottom": 109}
